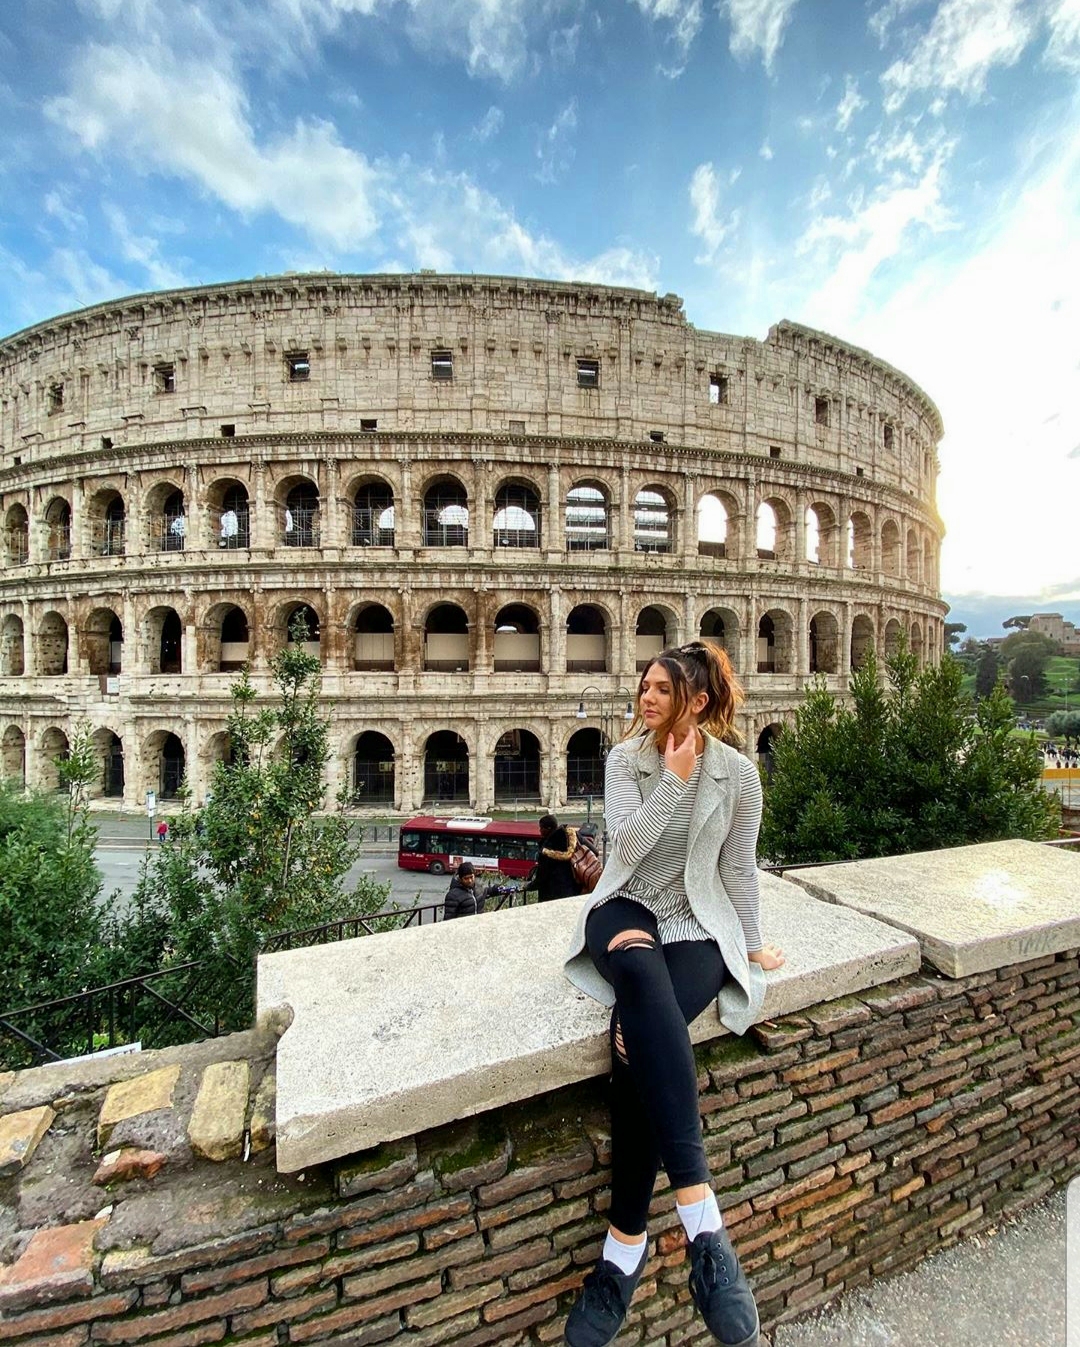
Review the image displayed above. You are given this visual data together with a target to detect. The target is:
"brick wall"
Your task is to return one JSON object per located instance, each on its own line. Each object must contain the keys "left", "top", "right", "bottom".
{"left": 1, "top": 953, "right": 1078, "bottom": 1345}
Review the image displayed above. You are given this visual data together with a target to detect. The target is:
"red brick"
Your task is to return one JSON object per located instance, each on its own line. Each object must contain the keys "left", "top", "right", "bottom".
{"left": 0, "top": 1221, "right": 105, "bottom": 1311}
{"left": 90, "top": 1280, "right": 268, "bottom": 1342}
{"left": 230, "top": 1288, "right": 337, "bottom": 1336}
{"left": 0, "top": 1292, "right": 137, "bottom": 1341}
{"left": 181, "top": 1239, "right": 331, "bottom": 1294}
{"left": 92, "top": 1148, "right": 167, "bottom": 1186}
{"left": 449, "top": 1238, "right": 552, "bottom": 1290}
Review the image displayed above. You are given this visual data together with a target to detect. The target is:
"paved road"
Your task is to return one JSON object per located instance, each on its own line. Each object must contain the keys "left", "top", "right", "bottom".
{"left": 773, "top": 1185, "right": 1071, "bottom": 1347}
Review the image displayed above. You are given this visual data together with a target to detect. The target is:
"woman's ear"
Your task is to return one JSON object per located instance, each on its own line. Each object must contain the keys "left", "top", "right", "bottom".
{"left": 689, "top": 690, "right": 709, "bottom": 716}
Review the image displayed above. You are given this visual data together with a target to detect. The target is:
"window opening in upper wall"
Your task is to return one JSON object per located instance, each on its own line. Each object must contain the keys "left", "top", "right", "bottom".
{"left": 649, "top": 430, "right": 665, "bottom": 443}
{"left": 101, "top": 436, "right": 113, "bottom": 450}
{"left": 48, "top": 383, "right": 64, "bottom": 414}
{"left": 576, "top": 358, "right": 600, "bottom": 390}
{"left": 286, "top": 351, "right": 310, "bottom": 382}
{"left": 221, "top": 424, "right": 236, "bottom": 438}
{"left": 769, "top": 446, "right": 781, "bottom": 459}
{"left": 431, "top": 349, "right": 453, "bottom": 381}
{"left": 883, "top": 423, "right": 894, "bottom": 450}
{"left": 815, "top": 396, "right": 830, "bottom": 426}
{"left": 154, "top": 362, "right": 176, "bottom": 394}
{"left": 360, "top": 419, "right": 378, "bottom": 432}
{"left": 709, "top": 375, "right": 728, "bottom": 405}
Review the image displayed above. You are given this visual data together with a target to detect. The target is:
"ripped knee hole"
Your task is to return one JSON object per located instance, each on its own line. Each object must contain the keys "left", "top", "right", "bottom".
{"left": 606, "top": 928, "right": 656, "bottom": 955}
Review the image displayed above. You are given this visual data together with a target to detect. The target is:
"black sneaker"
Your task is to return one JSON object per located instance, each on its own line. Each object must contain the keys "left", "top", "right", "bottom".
{"left": 564, "top": 1240, "right": 648, "bottom": 1347}
{"left": 688, "top": 1228, "right": 760, "bottom": 1346}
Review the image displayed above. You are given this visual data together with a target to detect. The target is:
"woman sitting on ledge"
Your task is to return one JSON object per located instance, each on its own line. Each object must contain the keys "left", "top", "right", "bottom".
{"left": 563, "top": 640, "right": 785, "bottom": 1347}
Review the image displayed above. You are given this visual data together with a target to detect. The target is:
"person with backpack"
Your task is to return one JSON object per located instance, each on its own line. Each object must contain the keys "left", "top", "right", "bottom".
{"left": 532, "top": 814, "right": 583, "bottom": 901}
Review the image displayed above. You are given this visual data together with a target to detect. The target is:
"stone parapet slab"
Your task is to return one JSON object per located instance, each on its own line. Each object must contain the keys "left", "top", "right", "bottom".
{"left": 258, "top": 872, "right": 920, "bottom": 1173}
{"left": 786, "top": 839, "right": 1080, "bottom": 977}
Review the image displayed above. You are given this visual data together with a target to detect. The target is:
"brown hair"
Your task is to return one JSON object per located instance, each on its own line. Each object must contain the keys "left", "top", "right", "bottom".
{"left": 625, "top": 640, "right": 744, "bottom": 746}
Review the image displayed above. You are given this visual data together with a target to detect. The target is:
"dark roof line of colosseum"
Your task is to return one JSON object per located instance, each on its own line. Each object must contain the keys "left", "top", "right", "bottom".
{"left": 1, "top": 272, "right": 943, "bottom": 436}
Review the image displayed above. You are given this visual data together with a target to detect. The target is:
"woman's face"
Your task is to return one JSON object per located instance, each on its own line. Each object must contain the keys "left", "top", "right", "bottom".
{"left": 639, "top": 661, "right": 706, "bottom": 739}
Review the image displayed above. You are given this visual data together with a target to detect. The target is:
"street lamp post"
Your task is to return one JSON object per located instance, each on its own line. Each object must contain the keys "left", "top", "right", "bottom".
{"left": 575, "top": 685, "right": 636, "bottom": 860}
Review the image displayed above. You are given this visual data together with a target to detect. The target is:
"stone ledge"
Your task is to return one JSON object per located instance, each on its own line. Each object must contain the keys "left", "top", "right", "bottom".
{"left": 258, "top": 872, "right": 920, "bottom": 1173}
{"left": 786, "top": 839, "right": 1080, "bottom": 977}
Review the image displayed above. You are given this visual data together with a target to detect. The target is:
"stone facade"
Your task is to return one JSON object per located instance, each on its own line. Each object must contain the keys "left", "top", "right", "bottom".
{"left": 0, "top": 273, "right": 946, "bottom": 812}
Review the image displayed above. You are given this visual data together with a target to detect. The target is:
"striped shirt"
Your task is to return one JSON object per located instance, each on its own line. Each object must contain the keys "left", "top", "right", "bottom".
{"left": 596, "top": 752, "right": 764, "bottom": 952}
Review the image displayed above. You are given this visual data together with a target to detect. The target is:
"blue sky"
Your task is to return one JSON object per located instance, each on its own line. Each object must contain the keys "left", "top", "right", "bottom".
{"left": 1, "top": 0, "right": 1079, "bottom": 637}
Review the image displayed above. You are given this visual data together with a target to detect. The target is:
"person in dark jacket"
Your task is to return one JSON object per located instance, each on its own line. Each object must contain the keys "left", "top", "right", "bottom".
{"left": 443, "top": 861, "right": 488, "bottom": 919}
{"left": 532, "top": 814, "right": 581, "bottom": 902}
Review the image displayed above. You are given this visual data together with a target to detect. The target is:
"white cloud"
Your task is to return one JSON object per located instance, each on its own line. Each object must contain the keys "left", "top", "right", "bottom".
{"left": 535, "top": 98, "right": 578, "bottom": 184}
{"left": 881, "top": 0, "right": 1035, "bottom": 111}
{"left": 103, "top": 203, "right": 191, "bottom": 290}
{"left": 720, "top": 0, "right": 800, "bottom": 71}
{"left": 835, "top": 75, "right": 866, "bottom": 131}
{"left": 760, "top": 140, "right": 774, "bottom": 160}
{"left": 1045, "top": 0, "right": 1080, "bottom": 70}
{"left": 472, "top": 106, "right": 504, "bottom": 141}
{"left": 630, "top": 0, "right": 704, "bottom": 70}
{"left": 689, "top": 162, "right": 739, "bottom": 264}
{"left": 45, "top": 42, "right": 380, "bottom": 250}
{"left": 43, "top": 190, "right": 86, "bottom": 234}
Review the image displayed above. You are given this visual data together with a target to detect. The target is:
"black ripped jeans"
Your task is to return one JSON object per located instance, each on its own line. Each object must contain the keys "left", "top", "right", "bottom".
{"left": 586, "top": 896, "right": 726, "bottom": 1236}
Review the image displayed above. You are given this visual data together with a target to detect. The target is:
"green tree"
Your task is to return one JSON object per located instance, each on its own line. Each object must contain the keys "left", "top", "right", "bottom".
{"left": 759, "top": 646, "right": 1059, "bottom": 866}
{"left": 974, "top": 643, "right": 1003, "bottom": 698}
{"left": 0, "top": 724, "right": 112, "bottom": 1026}
{"left": 1003, "top": 615, "right": 1033, "bottom": 630}
{"left": 944, "top": 622, "right": 967, "bottom": 647}
{"left": 116, "top": 617, "right": 392, "bottom": 1030}
{"left": 1045, "top": 710, "right": 1080, "bottom": 745}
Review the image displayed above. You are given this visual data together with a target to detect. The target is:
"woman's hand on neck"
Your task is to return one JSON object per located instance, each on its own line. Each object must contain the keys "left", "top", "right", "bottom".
{"left": 663, "top": 720, "right": 702, "bottom": 781}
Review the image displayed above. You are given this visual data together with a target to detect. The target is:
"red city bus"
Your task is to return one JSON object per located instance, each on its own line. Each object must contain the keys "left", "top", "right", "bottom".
{"left": 398, "top": 815, "right": 542, "bottom": 877}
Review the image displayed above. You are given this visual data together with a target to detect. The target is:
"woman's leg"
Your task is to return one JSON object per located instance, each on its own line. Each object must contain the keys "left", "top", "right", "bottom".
{"left": 586, "top": 902, "right": 725, "bottom": 1234}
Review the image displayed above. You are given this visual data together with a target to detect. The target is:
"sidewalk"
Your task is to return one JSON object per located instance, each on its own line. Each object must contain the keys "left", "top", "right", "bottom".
{"left": 772, "top": 1186, "right": 1069, "bottom": 1347}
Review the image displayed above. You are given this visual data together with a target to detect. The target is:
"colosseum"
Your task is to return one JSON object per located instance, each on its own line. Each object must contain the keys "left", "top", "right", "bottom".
{"left": 0, "top": 273, "right": 945, "bottom": 814}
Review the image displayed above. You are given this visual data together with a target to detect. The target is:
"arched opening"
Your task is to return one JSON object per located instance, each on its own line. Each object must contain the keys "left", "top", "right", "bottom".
{"left": 89, "top": 491, "right": 126, "bottom": 557}
{"left": 884, "top": 618, "right": 903, "bottom": 661}
{"left": 910, "top": 620, "right": 924, "bottom": 667}
{"left": 146, "top": 607, "right": 183, "bottom": 675}
{"left": 906, "top": 528, "right": 921, "bottom": 583}
{"left": 809, "top": 611, "right": 839, "bottom": 674}
{"left": 493, "top": 604, "right": 540, "bottom": 673}
{"left": 352, "top": 731, "right": 395, "bottom": 804}
{"left": 205, "top": 731, "right": 236, "bottom": 773}
{"left": 1, "top": 615, "right": 24, "bottom": 676}
{"left": 567, "top": 727, "right": 606, "bottom": 800}
{"left": 83, "top": 608, "right": 123, "bottom": 675}
{"left": 699, "top": 608, "right": 739, "bottom": 669}
{"left": 282, "top": 481, "right": 320, "bottom": 548}
{"left": 757, "top": 610, "right": 794, "bottom": 674}
{"left": 5, "top": 505, "right": 29, "bottom": 566}
{"left": 353, "top": 604, "right": 395, "bottom": 671}
{"left": 923, "top": 538, "right": 935, "bottom": 587}
{"left": 39, "top": 611, "right": 69, "bottom": 675}
{"left": 757, "top": 498, "right": 792, "bottom": 560}
{"left": 40, "top": 727, "right": 69, "bottom": 793}
{"left": 697, "top": 494, "right": 729, "bottom": 558}
{"left": 633, "top": 487, "right": 673, "bottom": 553}
{"left": 147, "top": 731, "right": 185, "bottom": 799}
{"left": 92, "top": 729, "right": 124, "bottom": 798}
{"left": 565, "top": 483, "right": 609, "bottom": 551}
{"left": 209, "top": 481, "right": 250, "bottom": 549}
{"left": 881, "top": 519, "right": 901, "bottom": 577}
{"left": 422, "top": 478, "right": 469, "bottom": 547}
{"left": 806, "top": 503, "right": 838, "bottom": 567}
{"left": 494, "top": 728, "right": 541, "bottom": 802}
{"left": 566, "top": 604, "right": 607, "bottom": 674}
{"left": 848, "top": 512, "right": 872, "bottom": 570}
{"left": 284, "top": 604, "right": 321, "bottom": 658}
{"left": 424, "top": 603, "right": 469, "bottom": 672}
{"left": 851, "top": 615, "right": 875, "bottom": 670}
{"left": 1, "top": 725, "right": 25, "bottom": 783}
{"left": 161, "top": 488, "right": 187, "bottom": 552}
{"left": 352, "top": 482, "right": 395, "bottom": 547}
{"left": 220, "top": 607, "right": 250, "bottom": 671}
{"left": 757, "top": 724, "right": 782, "bottom": 778}
{"left": 636, "top": 606, "right": 671, "bottom": 670}
{"left": 493, "top": 481, "right": 541, "bottom": 548}
{"left": 45, "top": 498, "right": 71, "bottom": 560}
{"left": 423, "top": 730, "right": 469, "bottom": 804}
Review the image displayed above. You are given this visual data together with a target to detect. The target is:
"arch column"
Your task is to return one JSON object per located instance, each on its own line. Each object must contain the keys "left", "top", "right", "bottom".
{"left": 123, "top": 731, "right": 143, "bottom": 812}
{"left": 472, "top": 592, "right": 492, "bottom": 673}
{"left": 398, "top": 461, "right": 419, "bottom": 549}
{"left": 546, "top": 723, "right": 562, "bottom": 811}
{"left": 794, "top": 488, "right": 807, "bottom": 566}
{"left": 400, "top": 727, "right": 422, "bottom": 813}
{"left": 741, "top": 595, "right": 757, "bottom": 675}
{"left": 796, "top": 597, "right": 809, "bottom": 675}
{"left": 322, "top": 457, "right": 341, "bottom": 549}
{"left": 182, "top": 716, "right": 203, "bottom": 803}
{"left": 468, "top": 724, "right": 484, "bottom": 811}
{"left": 617, "top": 591, "right": 634, "bottom": 678}
{"left": 184, "top": 462, "right": 201, "bottom": 554}
{"left": 840, "top": 603, "right": 852, "bottom": 677}
{"left": 682, "top": 590, "right": 695, "bottom": 646}
{"left": 618, "top": 467, "right": 633, "bottom": 554}
{"left": 546, "top": 464, "right": 563, "bottom": 555}
{"left": 471, "top": 461, "right": 493, "bottom": 554}
{"left": 71, "top": 478, "right": 86, "bottom": 560}
{"left": 251, "top": 463, "right": 270, "bottom": 550}
{"left": 548, "top": 588, "right": 564, "bottom": 675}
{"left": 182, "top": 619, "right": 197, "bottom": 676}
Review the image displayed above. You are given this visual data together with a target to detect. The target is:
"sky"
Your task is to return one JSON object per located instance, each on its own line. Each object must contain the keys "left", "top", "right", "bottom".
{"left": 1, "top": 0, "right": 1078, "bottom": 639}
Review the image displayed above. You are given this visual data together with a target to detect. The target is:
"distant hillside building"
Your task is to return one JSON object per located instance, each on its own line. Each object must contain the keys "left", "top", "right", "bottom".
{"left": 0, "top": 273, "right": 946, "bottom": 813}
{"left": 1029, "top": 613, "right": 1080, "bottom": 656}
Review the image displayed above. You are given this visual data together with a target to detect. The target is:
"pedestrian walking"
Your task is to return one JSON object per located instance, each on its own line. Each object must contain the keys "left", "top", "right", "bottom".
{"left": 562, "top": 639, "right": 785, "bottom": 1347}
{"left": 156, "top": 820, "right": 168, "bottom": 844}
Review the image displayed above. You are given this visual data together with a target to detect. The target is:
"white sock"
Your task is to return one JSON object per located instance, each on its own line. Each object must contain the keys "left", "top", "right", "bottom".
{"left": 603, "top": 1230, "right": 647, "bottom": 1275}
{"left": 676, "top": 1189, "right": 722, "bottom": 1240}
